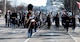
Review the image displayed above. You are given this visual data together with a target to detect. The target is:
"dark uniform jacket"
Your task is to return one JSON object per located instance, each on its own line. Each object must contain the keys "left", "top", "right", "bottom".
{"left": 64, "top": 15, "right": 69, "bottom": 27}
{"left": 72, "top": 17, "right": 76, "bottom": 27}
{"left": 11, "top": 13, "right": 17, "bottom": 24}
{"left": 46, "top": 16, "right": 51, "bottom": 26}
{"left": 54, "top": 16, "right": 59, "bottom": 27}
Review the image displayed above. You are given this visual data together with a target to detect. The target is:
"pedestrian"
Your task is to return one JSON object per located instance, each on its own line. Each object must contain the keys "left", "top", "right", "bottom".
{"left": 5, "top": 12, "right": 10, "bottom": 27}
{"left": 37, "top": 14, "right": 41, "bottom": 28}
{"left": 53, "top": 16, "right": 55, "bottom": 22}
{"left": 27, "top": 4, "right": 34, "bottom": 38}
{"left": 46, "top": 15, "right": 51, "bottom": 29}
{"left": 23, "top": 13, "right": 26, "bottom": 28}
{"left": 61, "top": 12, "right": 66, "bottom": 27}
{"left": 22, "top": 13, "right": 25, "bottom": 26}
{"left": 27, "top": 19, "right": 32, "bottom": 38}
{"left": 25, "top": 12, "right": 31, "bottom": 28}
{"left": 11, "top": 11, "right": 17, "bottom": 29}
{"left": 5, "top": 12, "right": 8, "bottom": 27}
{"left": 64, "top": 13, "right": 69, "bottom": 32}
{"left": 19, "top": 12, "right": 22, "bottom": 26}
{"left": 34, "top": 14, "right": 38, "bottom": 28}
{"left": 54, "top": 13, "right": 59, "bottom": 30}
{"left": 72, "top": 15, "right": 76, "bottom": 31}
{"left": 17, "top": 13, "right": 20, "bottom": 27}
{"left": 32, "top": 18, "right": 36, "bottom": 32}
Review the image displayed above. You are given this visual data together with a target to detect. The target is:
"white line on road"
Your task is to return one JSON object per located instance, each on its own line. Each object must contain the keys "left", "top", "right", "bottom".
{"left": 24, "top": 38, "right": 30, "bottom": 42}
{"left": 24, "top": 28, "right": 41, "bottom": 42}
{"left": 68, "top": 32, "right": 78, "bottom": 42}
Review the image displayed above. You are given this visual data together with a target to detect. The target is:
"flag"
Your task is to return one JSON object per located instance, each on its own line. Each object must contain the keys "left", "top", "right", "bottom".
{"left": 77, "top": 1, "right": 80, "bottom": 9}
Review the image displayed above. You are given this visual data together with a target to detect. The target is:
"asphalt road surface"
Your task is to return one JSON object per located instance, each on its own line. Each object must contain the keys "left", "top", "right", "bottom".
{"left": 0, "top": 17, "right": 80, "bottom": 42}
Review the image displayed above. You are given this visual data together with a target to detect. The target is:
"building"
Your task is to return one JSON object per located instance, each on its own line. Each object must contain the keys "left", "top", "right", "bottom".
{"left": 46, "top": 0, "right": 64, "bottom": 15}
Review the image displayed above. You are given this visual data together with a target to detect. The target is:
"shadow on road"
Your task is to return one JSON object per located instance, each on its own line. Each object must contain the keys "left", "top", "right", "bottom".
{"left": 0, "top": 37, "right": 27, "bottom": 40}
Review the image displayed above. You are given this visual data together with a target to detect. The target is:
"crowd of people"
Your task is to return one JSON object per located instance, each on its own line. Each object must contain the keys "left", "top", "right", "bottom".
{"left": 5, "top": 7, "right": 47, "bottom": 38}
{"left": 4, "top": 4, "right": 80, "bottom": 38}
{"left": 5, "top": 11, "right": 47, "bottom": 28}
{"left": 4, "top": 10, "right": 80, "bottom": 37}
{"left": 61, "top": 12, "right": 76, "bottom": 32}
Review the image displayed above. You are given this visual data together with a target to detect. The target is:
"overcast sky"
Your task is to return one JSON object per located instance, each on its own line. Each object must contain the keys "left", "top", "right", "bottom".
{"left": 9, "top": 0, "right": 47, "bottom": 6}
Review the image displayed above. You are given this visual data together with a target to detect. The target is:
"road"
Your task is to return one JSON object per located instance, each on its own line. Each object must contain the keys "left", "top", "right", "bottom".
{"left": 27, "top": 25, "right": 79, "bottom": 42}
{"left": 0, "top": 17, "right": 80, "bottom": 42}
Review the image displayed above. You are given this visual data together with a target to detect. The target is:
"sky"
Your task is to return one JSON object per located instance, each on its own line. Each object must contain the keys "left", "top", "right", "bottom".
{"left": 9, "top": 0, "right": 47, "bottom": 6}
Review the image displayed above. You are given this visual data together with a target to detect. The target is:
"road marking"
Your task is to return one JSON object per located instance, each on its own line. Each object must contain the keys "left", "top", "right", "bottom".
{"left": 24, "top": 28, "right": 41, "bottom": 42}
{"left": 24, "top": 38, "right": 30, "bottom": 42}
{"left": 68, "top": 32, "right": 78, "bottom": 42}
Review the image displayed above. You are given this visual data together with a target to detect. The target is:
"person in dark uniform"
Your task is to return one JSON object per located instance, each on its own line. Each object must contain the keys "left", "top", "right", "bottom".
{"left": 11, "top": 11, "right": 17, "bottom": 28}
{"left": 22, "top": 13, "right": 25, "bottom": 25}
{"left": 21, "top": 13, "right": 25, "bottom": 26}
{"left": 64, "top": 13, "right": 69, "bottom": 32}
{"left": 46, "top": 15, "right": 51, "bottom": 29}
{"left": 19, "top": 12, "right": 22, "bottom": 26}
{"left": 53, "top": 16, "right": 55, "bottom": 22}
{"left": 5, "top": 12, "right": 10, "bottom": 27}
{"left": 61, "top": 14, "right": 64, "bottom": 27}
{"left": 61, "top": 12, "right": 66, "bottom": 27}
{"left": 5, "top": 12, "right": 7, "bottom": 27}
{"left": 54, "top": 13, "right": 59, "bottom": 30}
{"left": 72, "top": 15, "right": 76, "bottom": 31}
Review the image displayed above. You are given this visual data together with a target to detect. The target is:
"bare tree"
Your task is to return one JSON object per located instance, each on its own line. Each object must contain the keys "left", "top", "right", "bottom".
{"left": 0, "top": 0, "right": 13, "bottom": 14}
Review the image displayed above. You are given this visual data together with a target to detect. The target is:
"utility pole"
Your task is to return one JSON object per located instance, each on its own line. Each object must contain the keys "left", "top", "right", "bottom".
{"left": 71, "top": 0, "right": 73, "bottom": 15}
{"left": 3, "top": 0, "right": 6, "bottom": 15}
{"left": 71, "top": 0, "right": 75, "bottom": 15}
{"left": 15, "top": 0, "right": 16, "bottom": 12}
{"left": 71, "top": 0, "right": 76, "bottom": 15}
{"left": 14, "top": 0, "right": 17, "bottom": 12}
